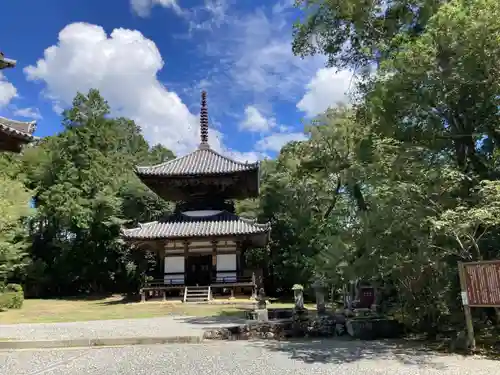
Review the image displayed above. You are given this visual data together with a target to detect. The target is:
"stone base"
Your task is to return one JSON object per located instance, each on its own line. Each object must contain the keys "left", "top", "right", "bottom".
{"left": 204, "top": 314, "right": 339, "bottom": 341}
{"left": 346, "top": 318, "right": 403, "bottom": 340}
{"left": 255, "top": 309, "right": 269, "bottom": 322}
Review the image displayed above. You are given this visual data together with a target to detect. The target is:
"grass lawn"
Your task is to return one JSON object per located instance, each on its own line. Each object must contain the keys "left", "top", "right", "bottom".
{"left": 0, "top": 295, "right": 315, "bottom": 324}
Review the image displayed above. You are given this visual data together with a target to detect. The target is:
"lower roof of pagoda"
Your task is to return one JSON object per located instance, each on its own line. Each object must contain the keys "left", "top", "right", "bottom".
{"left": 121, "top": 210, "right": 271, "bottom": 242}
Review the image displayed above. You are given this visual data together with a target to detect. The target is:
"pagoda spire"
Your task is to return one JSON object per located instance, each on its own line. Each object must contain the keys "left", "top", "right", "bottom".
{"left": 199, "top": 90, "right": 209, "bottom": 149}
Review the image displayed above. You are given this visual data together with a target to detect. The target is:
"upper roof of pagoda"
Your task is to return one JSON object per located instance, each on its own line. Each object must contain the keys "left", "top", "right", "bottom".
{"left": 0, "top": 52, "right": 16, "bottom": 70}
{"left": 135, "top": 91, "right": 260, "bottom": 201}
{"left": 136, "top": 147, "right": 259, "bottom": 177}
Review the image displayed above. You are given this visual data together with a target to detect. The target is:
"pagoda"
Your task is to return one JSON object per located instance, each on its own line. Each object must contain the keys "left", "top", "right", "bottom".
{"left": 0, "top": 51, "right": 37, "bottom": 153}
{"left": 122, "top": 91, "right": 270, "bottom": 302}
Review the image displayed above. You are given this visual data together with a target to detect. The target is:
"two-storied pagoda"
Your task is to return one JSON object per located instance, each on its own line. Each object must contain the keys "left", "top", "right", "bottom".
{"left": 122, "top": 91, "right": 270, "bottom": 302}
{"left": 0, "top": 51, "right": 37, "bottom": 153}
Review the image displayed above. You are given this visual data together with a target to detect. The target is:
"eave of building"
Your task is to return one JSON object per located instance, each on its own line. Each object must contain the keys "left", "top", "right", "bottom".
{"left": 0, "top": 116, "right": 37, "bottom": 141}
{"left": 135, "top": 146, "right": 259, "bottom": 178}
{"left": 0, "top": 54, "right": 16, "bottom": 70}
{"left": 121, "top": 210, "right": 271, "bottom": 243}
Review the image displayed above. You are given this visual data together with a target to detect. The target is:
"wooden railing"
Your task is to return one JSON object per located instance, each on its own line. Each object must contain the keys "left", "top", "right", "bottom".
{"left": 143, "top": 272, "right": 256, "bottom": 288}
{"left": 144, "top": 278, "right": 185, "bottom": 288}
{"left": 212, "top": 272, "right": 256, "bottom": 285}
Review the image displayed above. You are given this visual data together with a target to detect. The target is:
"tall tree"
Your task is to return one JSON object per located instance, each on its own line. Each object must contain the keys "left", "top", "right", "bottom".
{"left": 21, "top": 89, "right": 172, "bottom": 296}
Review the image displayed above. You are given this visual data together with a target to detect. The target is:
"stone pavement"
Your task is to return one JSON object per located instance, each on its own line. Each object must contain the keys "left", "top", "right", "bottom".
{"left": 1, "top": 340, "right": 498, "bottom": 375}
{"left": 0, "top": 315, "right": 247, "bottom": 349}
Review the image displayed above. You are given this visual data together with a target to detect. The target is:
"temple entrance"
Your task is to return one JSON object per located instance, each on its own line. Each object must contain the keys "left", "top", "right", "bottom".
{"left": 186, "top": 255, "right": 212, "bottom": 286}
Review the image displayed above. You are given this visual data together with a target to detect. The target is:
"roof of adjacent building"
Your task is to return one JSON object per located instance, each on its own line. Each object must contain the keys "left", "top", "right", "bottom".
{"left": 136, "top": 146, "right": 259, "bottom": 177}
{"left": 0, "top": 116, "right": 37, "bottom": 140}
{"left": 121, "top": 210, "right": 271, "bottom": 240}
{"left": 0, "top": 52, "right": 16, "bottom": 70}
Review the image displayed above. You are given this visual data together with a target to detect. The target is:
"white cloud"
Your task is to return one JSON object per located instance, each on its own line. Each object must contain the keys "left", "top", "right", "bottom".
{"left": 297, "top": 68, "right": 354, "bottom": 117}
{"left": 130, "top": 0, "right": 181, "bottom": 17}
{"left": 191, "top": 5, "right": 325, "bottom": 110}
{"left": 187, "top": 0, "right": 230, "bottom": 33}
{"left": 240, "top": 106, "right": 276, "bottom": 133}
{"left": 0, "top": 72, "right": 17, "bottom": 108}
{"left": 24, "top": 22, "right": 201, "bottom": 155}
{"left": 256, "top": 132, "right": 307, "bottom": 153}
{"left": 12, "top": 107, "right": 43, "bottom": 119}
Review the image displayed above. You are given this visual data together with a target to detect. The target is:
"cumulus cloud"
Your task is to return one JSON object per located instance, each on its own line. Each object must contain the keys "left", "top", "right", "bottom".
{"left": 24, "top": 22, "right": 203, "bottom": 155}
{"left": 297, "top": 68, "right": 354, "bottom": 117}
{"left": 0, "top": 72, "right": 17, "bottom": 108}
{"left": 240, "top": 106, "right": 276, "bottom": 133}
{"left": 256, "top": 132, "right": 307, "bottom": 153}
{"left": 130, "top": 0, "right": 181, "bottom": 17}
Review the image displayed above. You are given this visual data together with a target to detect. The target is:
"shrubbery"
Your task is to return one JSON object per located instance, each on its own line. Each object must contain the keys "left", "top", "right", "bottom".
{"left": 0, "top": 283, "right": 24, "bottom": 311}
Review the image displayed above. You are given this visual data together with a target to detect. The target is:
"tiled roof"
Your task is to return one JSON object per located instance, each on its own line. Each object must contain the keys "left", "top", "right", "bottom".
{"left": 0, "top": 52, "right": 16, "bottom": 69}
{"left": 122, "top": 210, "right": 271, "bottom": 239}
{"left": 136, "top": 146, "right": 259, "bottom": 177}
{"left": 0, "top": 116, "right": 37, "bottom": 140}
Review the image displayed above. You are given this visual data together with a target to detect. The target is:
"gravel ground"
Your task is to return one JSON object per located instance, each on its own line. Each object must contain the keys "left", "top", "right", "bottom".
{"left": 0, "top": 316, "right": 246, "bottom": 340}
{"left": 0, "top": 339, "right": 498, "bottom": 375}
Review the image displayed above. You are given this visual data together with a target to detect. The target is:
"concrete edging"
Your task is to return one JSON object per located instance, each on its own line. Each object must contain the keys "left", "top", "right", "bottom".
{"left": 0, "top": 335, "right": 204, "bottom": 350}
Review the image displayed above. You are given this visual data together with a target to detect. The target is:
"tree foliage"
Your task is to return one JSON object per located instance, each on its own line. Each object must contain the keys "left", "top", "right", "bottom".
{"left": 16, "top": 89, "right": 172, "bottom": 296}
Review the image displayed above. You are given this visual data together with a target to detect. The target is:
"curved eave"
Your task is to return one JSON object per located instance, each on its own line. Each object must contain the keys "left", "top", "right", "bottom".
{"left": 0, "top": 118, "right": 37, "bottom": 141}
{"left": 134, "top": 147, "right": 260, "bottom": 178}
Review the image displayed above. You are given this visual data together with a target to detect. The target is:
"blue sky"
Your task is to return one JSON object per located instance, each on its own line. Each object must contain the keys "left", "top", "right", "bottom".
{"left": 0, "top": 0, "right": 352, "bottom": 161}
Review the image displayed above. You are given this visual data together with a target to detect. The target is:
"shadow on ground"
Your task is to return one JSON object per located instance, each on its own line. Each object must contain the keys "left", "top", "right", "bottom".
{"left": 251, "top": 337, "right": 453, "bottom": 368}
{"left": 174, "top": 310, "right": 248, "bottom": 326}
{"left": 96, "top": 294, "right": 141, "bottom": 305}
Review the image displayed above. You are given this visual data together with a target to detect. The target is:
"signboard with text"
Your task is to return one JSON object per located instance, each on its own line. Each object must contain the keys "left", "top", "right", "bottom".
{"left": 461, "top": 260, "right": 500, "bottom": 307}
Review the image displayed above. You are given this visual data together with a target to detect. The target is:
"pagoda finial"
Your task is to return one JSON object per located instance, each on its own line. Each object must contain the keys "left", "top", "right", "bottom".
{"left": 199, "top": 90, "right": 209, "bottom": 149}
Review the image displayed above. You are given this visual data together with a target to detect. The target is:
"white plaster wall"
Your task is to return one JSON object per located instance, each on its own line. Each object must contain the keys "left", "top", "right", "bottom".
{"left": 164, "top": 256, "right": 185, "bottom": 284}
{"left": 216, "top": 254, "right": 237, "bottom": 282}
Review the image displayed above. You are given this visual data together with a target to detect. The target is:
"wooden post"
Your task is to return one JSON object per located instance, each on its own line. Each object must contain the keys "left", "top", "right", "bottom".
{"left": 236, "top": 241, "right": 242, "bottom": 279}
{"left": 458, "top": 262, "right": 476, "bottom": 350}
{"left": 184, "top": 240, "right": 189, "bottom": 286}
{"left": 212, "top": 240, "right": 217, "bottom": 283}
{"left": 159, "top": 247, "right": 165, "bottom": 283}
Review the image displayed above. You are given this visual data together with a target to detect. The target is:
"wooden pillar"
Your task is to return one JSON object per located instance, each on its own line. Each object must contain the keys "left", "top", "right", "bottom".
{"left": 236, "top": 241, "right": 242, "bottom": 278}
{"left": 159, "top": 244, "right": 165, "bottom": 282}
{"left": 458, "top": 262, "right": 476, "bottom": 351}
{"left": 212, "top": 240, "right": 218, "bottom": 283}
{"left": 184, "top": 240, "right": 189, "bottom": 285}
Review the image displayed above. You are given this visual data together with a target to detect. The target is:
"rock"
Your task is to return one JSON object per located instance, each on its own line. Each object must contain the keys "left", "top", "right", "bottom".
{"left": 450, "top": 331, "right": 470, "bottom": 352}
{"left": 255, "top": 309, "right": 269, "bottom": 322}
{"left": 346, "top": 318, "right": 402, "bottom": 340}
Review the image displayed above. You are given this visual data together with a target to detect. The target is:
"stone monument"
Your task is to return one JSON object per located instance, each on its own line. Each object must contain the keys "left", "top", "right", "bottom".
{"left": 312, "top": 279, "right": 327, "bottom": 314}
{"left": 255, "top": 287, "right": 268, "bottom": 322}
{"left": 292, "top": 284, "right": 305, "bottom": 311}
{"left": 291, "top": 284, "right": 308, "bottom": 335}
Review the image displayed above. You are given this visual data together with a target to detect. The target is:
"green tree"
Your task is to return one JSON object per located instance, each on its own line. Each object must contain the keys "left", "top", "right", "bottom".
{"left": 21, "top": 89, "right": 172, "bottom": 296}
{"left": 0, "top": 155, "right": 33, "bottom": 282}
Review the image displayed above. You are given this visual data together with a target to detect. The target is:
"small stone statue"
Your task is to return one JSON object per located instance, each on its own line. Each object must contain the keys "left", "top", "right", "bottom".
{"left": 292, "top": 284, "right": 305, "bottom": 311}
{"left": 257, "top": 288, "right": 267, "bottom": 309}
{"left": 312, "top": 279, "right": 326, "bottom": 315}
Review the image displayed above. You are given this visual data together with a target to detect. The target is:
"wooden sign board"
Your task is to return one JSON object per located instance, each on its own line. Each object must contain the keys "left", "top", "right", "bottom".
{"left": 461, "top": 260, "right": 500, "bottom": 307}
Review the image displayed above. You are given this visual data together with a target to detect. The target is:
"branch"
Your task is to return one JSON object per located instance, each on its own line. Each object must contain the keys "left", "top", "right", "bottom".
{"left": 324, "top": 177, "right": 342, "bottom": 219}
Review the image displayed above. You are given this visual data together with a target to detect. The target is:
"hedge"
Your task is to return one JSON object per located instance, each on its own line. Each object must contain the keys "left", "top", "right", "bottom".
{"left": 0, "top": 283, "right": 24, "bottom": 311}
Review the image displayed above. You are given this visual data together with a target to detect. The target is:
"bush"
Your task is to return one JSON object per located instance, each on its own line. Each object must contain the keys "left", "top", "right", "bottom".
{"left": 0, "top": 283, "right": 24, "bottom": 311}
